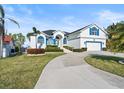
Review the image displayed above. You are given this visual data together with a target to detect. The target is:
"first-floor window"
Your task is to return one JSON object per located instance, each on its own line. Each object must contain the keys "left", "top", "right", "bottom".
{"left": 63, "top": 38, "right": 67, "bottom": 44}
{"left": 38, "top": 36, "right": 44, "bottom": 44}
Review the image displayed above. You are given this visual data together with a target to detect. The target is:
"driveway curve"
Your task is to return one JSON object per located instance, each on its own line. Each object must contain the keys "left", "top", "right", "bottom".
{"left": 35, "top": 51, "right": 124, "bottom": 89}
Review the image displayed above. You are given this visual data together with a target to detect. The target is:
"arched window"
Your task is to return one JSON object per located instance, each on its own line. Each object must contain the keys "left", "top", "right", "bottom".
{"left": 38, "top": 36, "right": 44, "bottom": 44}
{"left": 89, "top": 27, "right": 99, "bottom": 36}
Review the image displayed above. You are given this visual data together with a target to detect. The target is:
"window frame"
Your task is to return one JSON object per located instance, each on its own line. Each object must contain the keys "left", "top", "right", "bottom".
{"left": 90, "top": 27, "right": 99, "bottom": 36}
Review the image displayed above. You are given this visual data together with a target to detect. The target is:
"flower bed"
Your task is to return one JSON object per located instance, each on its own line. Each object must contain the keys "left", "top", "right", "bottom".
{"left": 27, "top": 48, "right": 45, "bottom": 54}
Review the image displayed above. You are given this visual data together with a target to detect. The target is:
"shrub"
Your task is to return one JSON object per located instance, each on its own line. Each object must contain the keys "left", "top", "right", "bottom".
{"left": 81, "top": 48, "right": 87, "bottom": 51}
{"left": 73, "top": 48, "right": 87, "bottom": 52}
{"left": 47, "top": 45, "right": 58, "bottom": 48}
{"left": 15, "top": 46, "right": 19, "bottom": 52}
{"left": 103, "top": 48, "right": 107, "bottom": 51}
{"left": 45, "top": 45, "right": 63, "bottom": 52}
{"left": 63, "top": 46, "right": 73, "bottom": 51}
{"left": 27, "top": 48, "right": 45, "bottom": 54}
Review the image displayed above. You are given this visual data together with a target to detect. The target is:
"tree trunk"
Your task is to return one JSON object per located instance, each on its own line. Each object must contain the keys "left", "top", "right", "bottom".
{"left": 0, "top": 33, "right": 3, "bottom": 58}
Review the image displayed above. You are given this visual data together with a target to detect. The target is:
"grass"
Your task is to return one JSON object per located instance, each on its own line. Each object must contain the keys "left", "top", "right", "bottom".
{"left": 0, "top": 53, "right": 64, "bottom": 89}
{"left": 84, "top": 55, "right": 124, "bottom": 77}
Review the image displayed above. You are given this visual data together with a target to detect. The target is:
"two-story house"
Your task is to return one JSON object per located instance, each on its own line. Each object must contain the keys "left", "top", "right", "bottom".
{"left": 67, "top": 24, "right": 108, "bottom": 51}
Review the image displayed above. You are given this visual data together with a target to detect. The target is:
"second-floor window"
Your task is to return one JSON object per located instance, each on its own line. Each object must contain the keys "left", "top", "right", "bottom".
{"left": 89, "top": 27, "right": 99, "bottom": 36}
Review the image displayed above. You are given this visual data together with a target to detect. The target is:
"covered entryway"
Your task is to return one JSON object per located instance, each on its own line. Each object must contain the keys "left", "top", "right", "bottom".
{"left": 86, "top": 42, "right": 102, "bottom": 51}
{"left": 55, "top": 35, "right": 63, "bottom": 48}
{"left": 53, "top": 31, "right": 64, "bottom": 48}
{"left": 36, "top": 34, "right": 46, "bottom": 49}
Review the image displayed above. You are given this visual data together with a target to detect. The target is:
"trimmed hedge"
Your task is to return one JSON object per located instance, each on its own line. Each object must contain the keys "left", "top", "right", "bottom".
{"left": 27, "top": 48, "right": 45, "bottom": 54}
{"left": 103, "top": 48, "right": 107, "bottom": 51}
{"left": 73, "top": 48, "right": 87, "bottom": 52}
{"left": 63, "top": 46, "right": 73, "bottom": 51}
{"left": 45, "top": 45, "right": 63, "bottom": 52}
{"left": 47, "top": 45, "right": 58, "bottom": 48}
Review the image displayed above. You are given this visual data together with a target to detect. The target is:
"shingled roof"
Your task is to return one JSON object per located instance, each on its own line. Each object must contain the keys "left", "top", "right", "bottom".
{"left": 3, "top": 35, "right": 12, "bottom": 43}
{"left": 43, "top": 30, "right": 69, "bottom": 36}
{"left": 43, "top": 30, "right": 56, "bottom": 35}
{"left": 66, "top": 24, "right": 91, "bottom": 35}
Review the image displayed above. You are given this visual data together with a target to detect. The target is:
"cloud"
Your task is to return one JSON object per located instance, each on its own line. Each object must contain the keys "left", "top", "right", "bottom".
{"left": 62, "top": 16, "right": 75, "bottom": 26}
{"left": 3, "top": 5, "right": 15, "bottom": 13}
{"left": 96, "top": 10, "right": 124, "bottom": 27}
{"left": 17, "top": 5, "right": 33, "bottom": 15}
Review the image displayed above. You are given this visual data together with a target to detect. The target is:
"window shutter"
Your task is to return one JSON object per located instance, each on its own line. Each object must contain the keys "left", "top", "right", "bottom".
{"left": 97, "top": 29, "right": 99, "bottom": 36}
{"left": 89, "top": 28, "right": 92, "bottom": 35}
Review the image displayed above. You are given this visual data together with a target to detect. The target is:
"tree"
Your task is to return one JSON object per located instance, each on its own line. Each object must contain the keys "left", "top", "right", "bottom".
{"left": 0, "top": 5, "right": 20, "bottom": 57}
{"left": 106, "top": 21, "right": 124, "bottom": 52}
{"left": 27, "top": 27, "right": 41, "bottom": 49}
{"left": 9, "top": 33, "right": 25, "bottom": 52}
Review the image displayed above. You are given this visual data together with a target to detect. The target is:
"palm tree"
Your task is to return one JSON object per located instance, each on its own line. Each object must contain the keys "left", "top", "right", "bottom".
{"left": 0, "top": 5, "right": 5, "bottom": 58}
{"left": 0, "top": 5, "right": 20, "bottom": 57}
{"left": 27, "top": 27, "right": 40, "bottom": 49}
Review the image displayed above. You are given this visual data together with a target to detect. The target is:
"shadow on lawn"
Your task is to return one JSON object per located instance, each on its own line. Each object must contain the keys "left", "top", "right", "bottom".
{"left": 90, "top": 54, "right": 124, "bottom": 62}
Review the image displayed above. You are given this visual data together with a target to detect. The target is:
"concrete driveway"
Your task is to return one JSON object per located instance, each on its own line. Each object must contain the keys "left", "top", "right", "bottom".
{"left": 35, "top": 51, "right": 124, "bottom": 89}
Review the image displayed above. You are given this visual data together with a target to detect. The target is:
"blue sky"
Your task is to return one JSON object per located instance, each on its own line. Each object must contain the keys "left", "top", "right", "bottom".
{"left": 2, "top": 4, "right": 124, "bottom": 45}
{"left": 3, "top": 4, "right": 124, "bottom": 34}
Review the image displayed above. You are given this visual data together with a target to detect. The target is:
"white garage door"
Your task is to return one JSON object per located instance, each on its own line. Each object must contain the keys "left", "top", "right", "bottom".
{"left": 87, "top": 42, "right": 101, "bottom": 51}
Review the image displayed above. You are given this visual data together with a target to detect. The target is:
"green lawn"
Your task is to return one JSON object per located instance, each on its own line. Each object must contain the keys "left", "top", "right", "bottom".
{"left": 84, "top": 55, "right": 124, "bottom": 77}
{"left": 0, "top": 53, "right": 64, "bottom": 89}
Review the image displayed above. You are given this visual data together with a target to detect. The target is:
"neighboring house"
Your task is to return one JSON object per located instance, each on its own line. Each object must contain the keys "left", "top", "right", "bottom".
{"left": 67, "top": 24, "right": 108, "bottom": 51}
{"left": 3, "top": 35, "right": 15, "bottom": 57}
{"left": 29, "top": 30, "right": 68, "bottom": 49}
{"left": 29, "top": 24, "right": 108, "bottom": 51}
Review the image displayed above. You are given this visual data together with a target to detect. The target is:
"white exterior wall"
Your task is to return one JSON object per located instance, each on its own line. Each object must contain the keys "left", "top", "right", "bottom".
{"left": 67, "top": 31, "right": 81, "bottom": 48}
{"left": 67, "top": 38, "right": 80, "bottom": 48}
{"left": 30, "top": 36, "right": 36, "bottom": 48}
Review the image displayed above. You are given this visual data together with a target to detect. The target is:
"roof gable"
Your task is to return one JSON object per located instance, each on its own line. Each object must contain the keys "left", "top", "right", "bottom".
{"left": 67, "top": 24, "right": 108, "bottom": 35}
